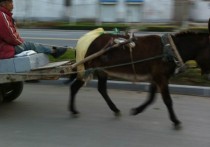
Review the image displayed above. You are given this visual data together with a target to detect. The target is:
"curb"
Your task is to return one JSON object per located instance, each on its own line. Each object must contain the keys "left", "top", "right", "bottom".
{"left": 34, "top": 79, "right": 210, "bottom": 97}
{"left": 86, "top": 80, "right": 210, "bottom": 97}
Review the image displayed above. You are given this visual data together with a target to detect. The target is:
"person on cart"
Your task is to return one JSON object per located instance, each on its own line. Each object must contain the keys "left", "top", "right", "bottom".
{"left": 0, "top": 0, "right": 67, "bottom": 59}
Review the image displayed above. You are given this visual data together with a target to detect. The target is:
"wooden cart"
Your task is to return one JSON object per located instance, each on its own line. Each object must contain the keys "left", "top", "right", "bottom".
{"left": 0, "top": 60, "right": 73, "bottom": 102}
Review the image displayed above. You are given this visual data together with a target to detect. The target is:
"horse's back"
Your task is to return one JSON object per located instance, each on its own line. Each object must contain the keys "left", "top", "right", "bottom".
{"left": 87, "top": 34, "right": 163, "bottom": 57}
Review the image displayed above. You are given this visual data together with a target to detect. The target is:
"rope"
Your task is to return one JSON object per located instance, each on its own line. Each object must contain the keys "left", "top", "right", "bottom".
{"left": 83, "top": 54, "right": 164, "bottom": 76}
{"left": 129, "top": 46, "right": 137, "bottom": 81}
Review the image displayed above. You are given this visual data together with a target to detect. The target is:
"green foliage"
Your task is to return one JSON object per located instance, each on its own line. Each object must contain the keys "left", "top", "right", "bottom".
{"left": 142, "top": 25, "right": 178, "bottom": 32}
{"left": 170, "top": 60, "right": 210, "bottom": 86}
{"left": 48, "top": 48, "right": 75, "bottom": 62}
{"left": 171, "top": 68, "right": 210, "bottom": 86}
{"left": 16, "top": 21, "right": 208, "bottom": 32}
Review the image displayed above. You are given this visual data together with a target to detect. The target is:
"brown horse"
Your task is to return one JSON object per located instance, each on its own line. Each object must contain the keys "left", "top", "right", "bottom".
{"left": 69, "top": 23, "right": 210, "bottom": 128}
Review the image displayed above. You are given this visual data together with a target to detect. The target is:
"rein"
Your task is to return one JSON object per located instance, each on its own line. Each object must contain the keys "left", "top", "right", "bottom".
{"left": 129, "top": 46, "right": 137, "bottom": 81}
{"left": 98, "top": 55, "right": 163, "bottom": 69}
{"left": 161, "top": 33, "right": 186, "bottom": 74}
{"left": 83, "top": 54, "right": 164, "bottom": 78}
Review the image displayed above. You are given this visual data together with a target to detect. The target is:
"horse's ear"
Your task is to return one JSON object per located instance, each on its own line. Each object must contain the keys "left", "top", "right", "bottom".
{"left": 208, "top": 18, "right": 210, "bottom": 33}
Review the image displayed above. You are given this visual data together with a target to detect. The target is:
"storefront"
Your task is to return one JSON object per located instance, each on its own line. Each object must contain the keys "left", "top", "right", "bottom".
{"left": 13, "top": 0, "right": 64, "bottom": 21}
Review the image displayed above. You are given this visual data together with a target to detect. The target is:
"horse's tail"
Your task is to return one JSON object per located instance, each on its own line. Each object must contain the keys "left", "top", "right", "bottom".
{"left": 208, "top": 18, "right": 210, "bottom": 33}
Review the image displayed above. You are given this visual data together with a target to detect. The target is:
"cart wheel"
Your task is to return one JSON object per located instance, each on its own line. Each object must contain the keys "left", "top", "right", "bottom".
{"left": 0, "top": 82, "right": 24, "bottom": 103}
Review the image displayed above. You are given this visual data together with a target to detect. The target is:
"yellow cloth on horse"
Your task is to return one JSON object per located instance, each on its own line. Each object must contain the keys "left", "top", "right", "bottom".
{"left": 75, "top": 28, "right": 105, "bottom": 79}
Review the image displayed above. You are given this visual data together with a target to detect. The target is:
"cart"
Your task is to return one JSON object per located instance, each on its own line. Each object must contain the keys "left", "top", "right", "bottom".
{"left": 0, "top": 59, "right": 74, "bottom": 103}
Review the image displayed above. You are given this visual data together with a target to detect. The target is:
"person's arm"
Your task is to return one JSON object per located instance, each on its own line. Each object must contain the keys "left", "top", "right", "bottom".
{"left": 0, "top": 12, "right": 23, "bottom": 46}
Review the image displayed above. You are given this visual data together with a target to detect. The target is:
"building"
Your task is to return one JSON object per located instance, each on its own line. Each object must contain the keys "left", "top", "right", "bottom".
{"left": 13, "top": 0, "right": 210, "bottom": 23}
{"left": 13, "top": 0, "right": 65, "bottom": 21}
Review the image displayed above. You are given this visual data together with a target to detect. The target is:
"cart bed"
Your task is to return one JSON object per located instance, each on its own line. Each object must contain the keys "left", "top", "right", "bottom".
{"left": 0, "top": 60, "right": 74, "bottom": 84}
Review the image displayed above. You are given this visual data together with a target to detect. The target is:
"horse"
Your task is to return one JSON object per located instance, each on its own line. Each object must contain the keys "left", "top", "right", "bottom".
{"left": 69, "top": 22, "right": 210, "bottom": 129}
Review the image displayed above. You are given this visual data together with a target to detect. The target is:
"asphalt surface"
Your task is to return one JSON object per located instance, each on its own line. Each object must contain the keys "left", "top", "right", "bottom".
{"left": 0, "top": 83, "right": 210, "bottom": 147}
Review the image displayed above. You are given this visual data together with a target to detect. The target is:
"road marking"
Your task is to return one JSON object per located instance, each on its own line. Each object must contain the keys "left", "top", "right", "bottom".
{"left": 22, "top": 37, "right": 78, "bottom": 41}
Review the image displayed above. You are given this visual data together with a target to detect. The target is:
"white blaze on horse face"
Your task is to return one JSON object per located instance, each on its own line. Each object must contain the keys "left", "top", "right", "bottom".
{"left": 104, "top": 70, "right": 151, "bottom": 82}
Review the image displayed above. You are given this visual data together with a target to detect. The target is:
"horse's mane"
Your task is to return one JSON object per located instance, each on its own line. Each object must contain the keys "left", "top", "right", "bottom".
{"left": 173, "top": 31, "right": 208, "bottom": 37}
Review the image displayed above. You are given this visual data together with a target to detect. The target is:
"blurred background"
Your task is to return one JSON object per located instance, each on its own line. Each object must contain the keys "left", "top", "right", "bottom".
{"left": 12, "top": 0, "right": 210, "bottom": 28}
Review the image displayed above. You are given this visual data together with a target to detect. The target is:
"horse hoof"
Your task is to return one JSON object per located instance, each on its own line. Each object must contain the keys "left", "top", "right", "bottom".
{"left": 174, "top": 122, "right": 182, "bottom": 130}
{"left": 130, "top": 108, "right": 139, "bottom": 115}
{"left": 114, "top": 111, "right": 122, "bottom": 117}
{"left": 71, "top": 111, "right": 80, "bottom": 118}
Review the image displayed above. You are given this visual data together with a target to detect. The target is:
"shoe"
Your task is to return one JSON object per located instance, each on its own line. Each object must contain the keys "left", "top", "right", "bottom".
{"left": 51, "top": 47, "right": 67, "bottom": 58}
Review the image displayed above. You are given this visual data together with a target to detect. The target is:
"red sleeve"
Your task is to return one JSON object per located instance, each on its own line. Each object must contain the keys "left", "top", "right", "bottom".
{"left": 0, "top": 12, "right": 23, "bottom": 46}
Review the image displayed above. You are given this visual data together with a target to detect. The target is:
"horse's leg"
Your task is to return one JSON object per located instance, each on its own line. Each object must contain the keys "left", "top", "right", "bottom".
{"left": 97, "top": 73, "right": 121, "bottom": 116}
{"left": 69, "top": 79, "right": 84, "bottom": 115}
{"left": 131, "top": 82, "right": 157, "bottom": 115}
{"left": 158, "top": 80, "right": 181, "bottom": 128}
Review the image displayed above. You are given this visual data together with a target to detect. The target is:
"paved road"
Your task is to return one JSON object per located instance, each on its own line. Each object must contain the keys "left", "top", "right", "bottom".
{"left": 19, "top": 29, "right": 165, "bottom": 48}
{"left": 19, "top": 29, "right": 84, "bottom": 47}
{"left": 0, "top": 83, "right": 210, "bottom": 147}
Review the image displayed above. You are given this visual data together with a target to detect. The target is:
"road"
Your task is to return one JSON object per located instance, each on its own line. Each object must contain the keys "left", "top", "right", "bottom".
{"left": 19, "top": 29, "right": 165, "bottom": 48}
{"left": 19, "top": 29, "right": 84, "bottom": 47}
{"left": 0, "top": 83, "right": 210, "bottom": 147}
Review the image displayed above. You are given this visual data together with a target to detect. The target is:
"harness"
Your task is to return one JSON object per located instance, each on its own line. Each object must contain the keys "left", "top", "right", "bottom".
{"left": 113, "top": 33, "right": 186, "bottom": 78}
{"left": 161, "top": 33, "right": 186, "bottom": 74}
{"left": 114, "top": 33, "right": 138, "bottom": 81}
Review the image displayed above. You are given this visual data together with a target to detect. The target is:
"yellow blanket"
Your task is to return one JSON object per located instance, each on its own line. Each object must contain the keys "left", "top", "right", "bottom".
{"left": 75, "top": 28, "right": 105, "bottom": 78}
